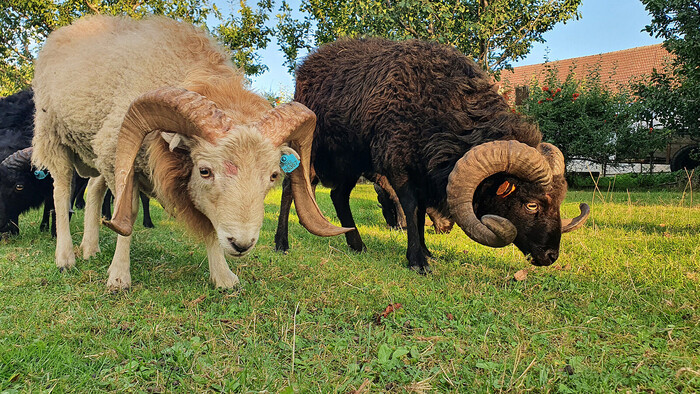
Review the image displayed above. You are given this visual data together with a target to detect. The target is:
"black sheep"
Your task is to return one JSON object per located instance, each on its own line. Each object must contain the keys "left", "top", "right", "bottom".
{"left": 275, "top": 38, "right": 589, "bottom": 273}
{"left": 0, "top": 148, "right": 55, "bottom": 235}
{"left": 0, "top": 90, "right": 34, "bottom": 160}
{"left": 0, "top": 90, "right": 55, "bottom": 235}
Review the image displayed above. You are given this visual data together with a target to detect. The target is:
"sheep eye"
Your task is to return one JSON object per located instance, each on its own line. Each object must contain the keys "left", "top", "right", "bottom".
{"left": 199, "top": 167, "right": 212, "bottom": 178}
{"left": 270, "top": 172, "right": 279, "bottom": 182}
{"left": 15, "top": 184, "right": 24, "bottom": 191}
{"left": 525, "top": 202, "right": 539, "bottom": 212}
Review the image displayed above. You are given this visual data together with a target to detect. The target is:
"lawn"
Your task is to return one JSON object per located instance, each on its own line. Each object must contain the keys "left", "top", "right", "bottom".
{"left": 1, "top": 184, "right": 698, "bottom": 392}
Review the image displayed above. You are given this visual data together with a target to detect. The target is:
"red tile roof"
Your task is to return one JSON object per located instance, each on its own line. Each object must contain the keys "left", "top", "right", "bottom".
{"left": 499, "top": 44, "right": 673, "bottom": 93}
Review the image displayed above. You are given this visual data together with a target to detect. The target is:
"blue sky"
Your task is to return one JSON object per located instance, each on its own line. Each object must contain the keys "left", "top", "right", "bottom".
{"left": 216, "top": 0, "right": 664, "bottom": 94}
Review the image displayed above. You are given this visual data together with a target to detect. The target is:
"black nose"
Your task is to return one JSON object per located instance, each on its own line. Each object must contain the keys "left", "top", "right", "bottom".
{"left": 546, "top": 250, "right": 559, "bottom": 264}
{"left": 228, "top": 237, "right": 255, "bottom": 253}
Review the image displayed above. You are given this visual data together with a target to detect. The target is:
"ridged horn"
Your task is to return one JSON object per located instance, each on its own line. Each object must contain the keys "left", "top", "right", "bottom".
{"left": 447, "top": 140, "right": 553, "bottom": 247}
{"left": 257, "top": 102, "right": 352, "bottom": 237}
{"left": 562, "top": 203, "right": 590, "bottom": 233}
{"left": 537, "top": 142, "right": 565, "bottom": 176}
{"left": 104, "top": 87, "right": 234, "bottom": 236}
{"left": 1, "top": 147, "right": 33, "bottom": 171}
{"left": 537, "top": 143, "right": 591, "bottom": 233}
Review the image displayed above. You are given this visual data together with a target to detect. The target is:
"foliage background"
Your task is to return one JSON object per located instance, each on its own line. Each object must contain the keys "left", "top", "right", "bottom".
{"left": 516, "top": 63, "right": 672, "bottom": 174}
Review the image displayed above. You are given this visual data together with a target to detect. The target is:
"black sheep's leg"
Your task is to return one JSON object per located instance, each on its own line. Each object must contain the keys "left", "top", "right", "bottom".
{"left": 274, "top": 176, "right": 293, "bottom": 252}
{"left": 394, "top": 184, "right": 430, "bottom": 274}
{"left": 330, "top": 177, "right": 365, "bottom": 252}
{"left": 416, "top": 203, "right": 432, "bottom": 258}
{"left": 40, "top": 202, "right": 51, "bottom": 232}
{"left": 71, "top": 173, "right": 88, "bottom": 210}
{"left": 140, "top": 193, "right": 154, "bottom": 228}
{"left": 102, "top": 190, "right": 112, "bottom": 220}
{"left": 42, "top": 193, "right": 57, "bottom": 237}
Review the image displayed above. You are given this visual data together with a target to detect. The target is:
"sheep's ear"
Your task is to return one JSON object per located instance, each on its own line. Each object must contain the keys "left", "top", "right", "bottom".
{"left": 161, "top": 132, "right": 193, "bottom": 152}
{"left": 279, "top": 146, "right": 300, "bottom": 173}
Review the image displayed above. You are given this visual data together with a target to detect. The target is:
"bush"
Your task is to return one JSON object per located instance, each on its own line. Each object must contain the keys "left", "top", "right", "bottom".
{"left": 517, "top": 63, "right": 670, "bottom": 175}
{"left": 567, "top": 170, "right": 697, "bottom": 191}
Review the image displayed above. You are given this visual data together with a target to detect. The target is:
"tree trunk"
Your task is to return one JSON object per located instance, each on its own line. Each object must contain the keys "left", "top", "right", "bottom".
{"left": 477, "top": 0, "right": 489, "bottom": 70}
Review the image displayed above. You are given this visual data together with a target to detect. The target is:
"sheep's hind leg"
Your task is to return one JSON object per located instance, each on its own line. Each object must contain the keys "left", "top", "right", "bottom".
{"left": 140, "top": 193, "right": 154, "bottom": 228}
{"left": 394, "top": 184, "right": 431, "bottom": 274}
{"left": 330, "top": 177, "right": 366, "bottom": 252}
{"left": 40, "top": 197, "right": 52, "bottom": 233}
{"left": 106, "top": 188, "right": 138, "bottom": 290}
{"left": 274, "top": 176, "right": 293, "bottom": 252}
{"left": 206, "top": 233, "right": 240, "bottom": 288}
{"left": 80, "top": 176, "right": 107, "bottom": 259}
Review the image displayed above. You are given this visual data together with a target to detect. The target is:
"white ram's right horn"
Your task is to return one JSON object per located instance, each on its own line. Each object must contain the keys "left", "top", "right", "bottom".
{"left": 255, "top": 103, "right": 353, "bottom": 237}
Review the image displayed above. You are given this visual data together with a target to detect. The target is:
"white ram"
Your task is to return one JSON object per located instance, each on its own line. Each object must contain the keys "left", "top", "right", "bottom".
{"left": 32, "top": 15, "right": 349, "bottom": 290}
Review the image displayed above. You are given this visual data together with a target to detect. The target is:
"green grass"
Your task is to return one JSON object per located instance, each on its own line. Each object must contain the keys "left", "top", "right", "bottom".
{"left": 1, "top": 184, "right": 699, "bottom": 392}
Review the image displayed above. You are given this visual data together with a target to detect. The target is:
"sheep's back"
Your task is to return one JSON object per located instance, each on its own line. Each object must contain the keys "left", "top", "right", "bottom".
{"left": 31, "top": 15, "right": 243, "bottom": 181}
{"left": 296, "top": 38, "right": 541, "bottom": 203}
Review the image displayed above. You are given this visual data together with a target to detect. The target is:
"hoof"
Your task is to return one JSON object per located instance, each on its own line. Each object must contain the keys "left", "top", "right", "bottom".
{"left": 106, "top": 278, "right": 131, "bottom": 292}
{"left": 106, "top": 268, "right": 131, "bottom": 291}
{"left": 56, "top": 253, "right": 76, "bottom": 272}
{"left": 349, "top": 243, "right": 367, "bottom": 253}
{"left": 211, "top": 271, "right": 240, "bottom": 289}
{"left": 409, "top": 263, "right": 432, "bottom": 275}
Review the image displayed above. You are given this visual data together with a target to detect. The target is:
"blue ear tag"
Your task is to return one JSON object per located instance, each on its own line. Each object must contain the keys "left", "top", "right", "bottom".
{"left": 280, "top": 154, "right": 300, "bottom": 174}
{"left": 34, "top": 170, "right": 48, "bottom": 180}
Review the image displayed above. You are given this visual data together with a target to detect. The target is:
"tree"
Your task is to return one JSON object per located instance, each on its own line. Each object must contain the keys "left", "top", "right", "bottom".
{"left": 0, "top": 0, "right": 216, "bottom": 95}
{"left": 635, "top": 0, "right": 700, "bottom": 142}
{"left": 217, "top": 0, "right": 275, "bottom": 76}
{"left": 274, "top": 0, "right": 581, "bottom": 73}
{"left": 518, "top": 64, "right": 664, "bottom": 175}
{"left": 0, "top": 0, "right": 282, "bottom": 95}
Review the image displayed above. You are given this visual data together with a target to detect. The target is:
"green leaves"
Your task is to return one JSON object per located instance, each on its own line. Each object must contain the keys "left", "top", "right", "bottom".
{"left": 216, "top": 0, "right": 274, "bottom": 76}
{"left": 275, "top": 0, "right": 582, "bottom": 73}
{"left": 376, "top": 343, "right": 420, "bottom": 370}
{"left": 638, "top": 0, "right": 700, "bottom": 142}
{"left": 0, "top": 0, "right": 216, "bottom": 95}
{"left": 519, "top": 63, "right": 667, "bottom": 173}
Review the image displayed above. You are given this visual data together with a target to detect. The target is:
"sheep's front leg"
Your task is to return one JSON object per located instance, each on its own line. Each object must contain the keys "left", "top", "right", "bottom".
{"left": 330, "top": 176, "right": 365, "bottom": 252}
{"left": 80, "top": 176, "right": 107, "bottom": 259}
{"left": 206, "top": 233, "right": 240, "bottom": 288}
{"left": 53, "top": 161, "right": 76, "bottom": 271}
{"left": 106, "top": 188, "right": 138, "bottom": 290}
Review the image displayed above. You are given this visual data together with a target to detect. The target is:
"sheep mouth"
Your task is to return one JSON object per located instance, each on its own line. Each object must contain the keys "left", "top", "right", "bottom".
{"left": 524, "top": 251, "right": 558, "bottom": 267}
{"left": 223, "top": 247, "right": 254, "bottom": 258}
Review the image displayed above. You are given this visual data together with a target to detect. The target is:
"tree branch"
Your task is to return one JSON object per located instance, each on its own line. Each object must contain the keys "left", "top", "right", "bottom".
{"left": 85, "top": 0, "right": 100, "bottom": 14}
{"left": 489, "top": 0, "right": 557, "bottom": 69}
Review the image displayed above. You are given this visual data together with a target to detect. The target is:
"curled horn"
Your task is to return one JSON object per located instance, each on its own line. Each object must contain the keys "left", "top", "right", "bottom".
{"left": 537, "top": 142, "right": 591, "bottom": 232}
{"left": 562, "top": 203, "right": 590, "bottom": 233}
{"left": 1, "top": 147, "right": 33, "bottom": 171}
{"left": 104, "top": 87, "right": 234, "bottom": 236}
{"left": 256, "top": 102, "right": 352, "bottom": 237}
{"left": 447, "top": 140, "right": 553, "bottom": 247}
